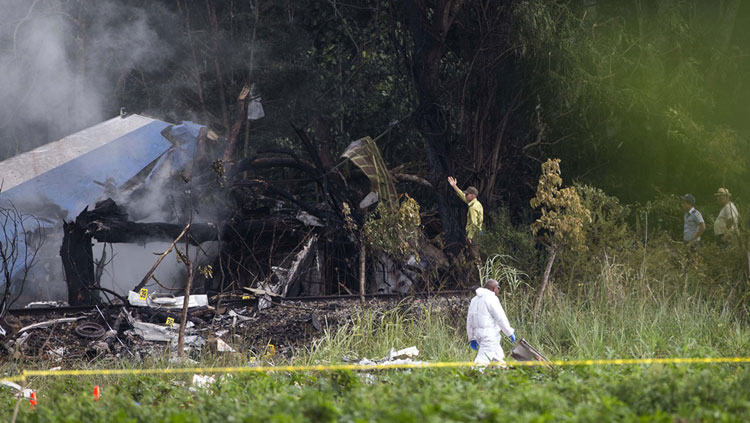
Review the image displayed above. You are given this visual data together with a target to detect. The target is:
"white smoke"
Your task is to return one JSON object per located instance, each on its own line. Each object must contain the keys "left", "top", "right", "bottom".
{"left": 0, "top": 0, "right": 174, "bottom": 157}
{"left": 0, "top": 0, "right": 203, "bottom": 305}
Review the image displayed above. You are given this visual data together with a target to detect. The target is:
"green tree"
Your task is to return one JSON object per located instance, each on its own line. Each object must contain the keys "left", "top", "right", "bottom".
{"left": 530, "top": 158, "right": 590, "bottom": 315}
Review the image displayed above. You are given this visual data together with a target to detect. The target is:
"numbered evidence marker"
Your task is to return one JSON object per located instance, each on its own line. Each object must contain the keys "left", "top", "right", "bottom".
{"left": 265, "top": 344, "right": 276, "bottom": 358}
{"left": 139, "top": 288, "right": 148, "bottom": 300}
{"left": 242, "top": 295, "right": 251, "bottom": 300}
{"left": 165, "top": 317, "right": 175, "bottom": 327}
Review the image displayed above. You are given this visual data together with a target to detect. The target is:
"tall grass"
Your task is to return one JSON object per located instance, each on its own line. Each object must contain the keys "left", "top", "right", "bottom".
{"left": 303, "top": 300, "right": 473, "bottom": 364}
{"left": 525, "top": 251, "right": 750, "bottom": 360}
{"left": 304, "top": 250, "right": 750, "bottom": 364}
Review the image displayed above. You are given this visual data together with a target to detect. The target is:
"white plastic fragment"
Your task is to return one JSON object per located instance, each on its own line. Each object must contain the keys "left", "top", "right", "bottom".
{"left": 191, "top": 374, "right": 216, "bottom": 389}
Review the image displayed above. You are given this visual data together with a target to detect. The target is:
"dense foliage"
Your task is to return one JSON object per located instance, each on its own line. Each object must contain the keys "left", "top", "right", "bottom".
{"left": 2, "top": 1, "right": 748, "bottom": 246}
{"left": 4, "top": 366, "right": 750, "bottom": 422}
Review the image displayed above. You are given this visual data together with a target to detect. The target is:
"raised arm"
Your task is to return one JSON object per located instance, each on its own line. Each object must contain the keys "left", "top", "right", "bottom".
{"left": 448, "top": 176, "right": 467, "bottom": 202}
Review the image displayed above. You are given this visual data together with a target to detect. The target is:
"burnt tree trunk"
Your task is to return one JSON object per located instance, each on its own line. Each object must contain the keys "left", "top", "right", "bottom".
{"left": 61, "top": 219, "right": 97, "bottom": 306}
{"left": 404, "top": 0, "right": 465, "bottom": 254}
{"left": 222, "top": 84, "right": 251, "bottom": 162}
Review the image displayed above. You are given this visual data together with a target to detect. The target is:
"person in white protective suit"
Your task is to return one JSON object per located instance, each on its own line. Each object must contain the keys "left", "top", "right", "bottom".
{"left": 466, "top": 279, "right": 516, "bottom": 365}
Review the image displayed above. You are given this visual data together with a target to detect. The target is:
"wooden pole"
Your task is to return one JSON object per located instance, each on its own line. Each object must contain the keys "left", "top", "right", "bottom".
{"left": 134, "top": 224, "right": 190, "bottom": 292}
{"left": 177, "top": 195, "right": 195, "bottom": 356}
{"left": 359, "top": 240, "right": 366, "bottom": 303}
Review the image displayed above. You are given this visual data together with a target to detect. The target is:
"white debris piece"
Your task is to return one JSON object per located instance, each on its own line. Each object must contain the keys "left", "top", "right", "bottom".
{"left": 0, "top": 381, "right": 34, "bottom": 399}
{"left": 191, "top": 374, "right": 216, "bottom": 390}
{"left": 25, "top": 301, "right": 68, "bottom": 308}
{"left": 129, "top": 322, "right": 174, "bottom": 342}
{"left": 359, "top": 373, "right": 377, "bottom": 385}
{"left": 1, "top": 381, "right": 21, "bottom": 392}
{"left": 215, "top": 339, "right": 236, "bottom": 353}
{"left": 356, "top": 346, "right": 426, "bottom": 366}
{"left": 296, "top": 210, "right": 324, "bottom": 227}
{"left": 14, "top": 332, "right": 30, "bottom": 347}
{"left": 388, "top": 346, "right": 420, "bottom": 360}
{"left": 50, "top": 347, "right": 66, "bottom": 361}
{"left": 128, "top": 321, "right": 196, "bottom": 343}
{"left": 169, "top": 355, "right": 198, "bottom": 366}
{"left": 246, "top": 85, "right": 265, "bottom": 121}
{"left": 228, "top": 310, "right": 253, "bottom": 322}
{"left": 128, "top": 291, "right": 208, "bottom": 309}
{"left": 258, "top": 294, "right": 273, "bottom": 311}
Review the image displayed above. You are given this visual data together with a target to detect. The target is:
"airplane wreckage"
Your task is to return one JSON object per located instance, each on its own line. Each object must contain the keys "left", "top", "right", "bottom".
{"left": 0, "top": 106, "right": 450, "bottom": 325}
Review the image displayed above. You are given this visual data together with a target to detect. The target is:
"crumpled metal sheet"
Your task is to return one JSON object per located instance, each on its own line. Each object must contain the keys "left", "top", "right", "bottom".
{"left": 127, "top": 291, "right": 208, "bottom": 309}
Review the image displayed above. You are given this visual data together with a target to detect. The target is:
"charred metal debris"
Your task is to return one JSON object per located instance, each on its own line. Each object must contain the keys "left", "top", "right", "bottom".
{"left": 0, "top": 102, "right": 453, "bottom": 356}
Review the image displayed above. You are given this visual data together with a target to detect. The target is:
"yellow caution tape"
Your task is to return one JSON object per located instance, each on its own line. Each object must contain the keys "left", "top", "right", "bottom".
{"left": 3, "top": 356, "right": 750, "bottom": 384}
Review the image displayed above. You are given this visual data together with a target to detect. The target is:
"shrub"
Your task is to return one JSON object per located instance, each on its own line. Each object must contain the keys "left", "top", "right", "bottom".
{"left": 478, "top": 208, "right": 542, "bottom": 277}
{"left": 553, "top": 184, "right": 638, "bottom": 290}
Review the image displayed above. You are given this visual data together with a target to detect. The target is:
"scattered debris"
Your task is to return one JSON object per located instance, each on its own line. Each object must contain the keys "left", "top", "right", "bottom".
{"left": 355, "top": 345, "right": 426, "bottom": 366}
{"left": 127, "top": 321, "right": 197, "bottom": 345}
{"left": 1, "top": 295, "right": 469, "bottom": 364}
{"left": 0, "top": 381, "right": 34, "bottom": 399}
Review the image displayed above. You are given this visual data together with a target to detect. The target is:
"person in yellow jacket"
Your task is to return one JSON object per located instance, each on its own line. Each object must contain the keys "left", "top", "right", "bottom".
{"left": 448, "top": 176, "right": 484, "bottom": 262}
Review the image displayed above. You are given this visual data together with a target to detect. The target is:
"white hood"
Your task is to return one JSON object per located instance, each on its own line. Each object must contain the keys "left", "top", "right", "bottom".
{"left": 475, "top": 287, "right": 495, "bottom": 297}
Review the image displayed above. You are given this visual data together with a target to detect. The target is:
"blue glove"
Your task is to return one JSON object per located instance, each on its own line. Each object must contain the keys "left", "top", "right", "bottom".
{"left": 509, "top": 333, "right": 516, "bottom": 344}
{"left": 470, "top": 340, "right": 478, "bottom": 350}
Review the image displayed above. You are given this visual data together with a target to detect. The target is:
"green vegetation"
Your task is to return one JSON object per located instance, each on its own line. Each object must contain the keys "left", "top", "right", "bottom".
{"left": 5, "top": 365, "right": 750, "bottom": 422}
{"left": 4, "top": 236, "right": 750, "bottom": 421}
{"left": 3, "top": 1, "right": 750, "bottom": 420}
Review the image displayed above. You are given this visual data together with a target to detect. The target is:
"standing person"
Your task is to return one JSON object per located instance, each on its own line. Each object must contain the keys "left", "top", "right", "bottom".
{"left": 713, "top": 187, "right": 739, "bottom": 248}
{"left": 680, "top": 193, "right": 705, "bottom": 249}
{"left": 447, "top": 176, "right": 484, "bottom": 261}
{"left": 466, "top": 279, "right": 516, "bottom": 365}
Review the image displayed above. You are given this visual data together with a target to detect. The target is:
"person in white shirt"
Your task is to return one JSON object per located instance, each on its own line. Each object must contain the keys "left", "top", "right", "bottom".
{"left": 680, "top": 193, "right": 705, "bottom": 250}
{"left": 713, "top": 187, "right": 739, "bottom": 247}
{"left": 466, "top": 279, "right": 516, "bottom": 365}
